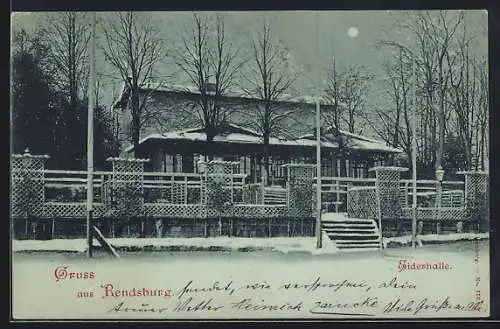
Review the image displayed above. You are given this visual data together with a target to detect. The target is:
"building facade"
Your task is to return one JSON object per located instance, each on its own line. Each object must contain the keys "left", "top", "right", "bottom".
{"left": 113, "top": 82, "right": 402, "bottom": 183}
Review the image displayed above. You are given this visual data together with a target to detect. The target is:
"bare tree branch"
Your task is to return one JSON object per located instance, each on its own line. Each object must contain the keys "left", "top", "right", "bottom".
{"left": 174, "top": 13, "right": 244, "bottom": 144}
{"left": 100, "top": 12, "right": 167, "bottom": 155}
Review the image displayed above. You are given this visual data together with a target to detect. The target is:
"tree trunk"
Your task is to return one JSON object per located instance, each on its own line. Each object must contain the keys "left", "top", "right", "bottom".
{"left": 131, "top": 88, "right": 141, "bottom": 158}
{"left": 263, "top": 134, "right": 270, "bottom": 186}
{"left": 206, "top": 128, "right": 217, "bottom": 161}
{"left": 336, "top": 131, "right": 348, "bottom": 177}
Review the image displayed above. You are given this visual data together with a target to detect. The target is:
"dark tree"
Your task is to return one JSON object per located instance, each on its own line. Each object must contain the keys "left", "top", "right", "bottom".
{"left": 11, "top": 29, "right": 53, "bottom": 155}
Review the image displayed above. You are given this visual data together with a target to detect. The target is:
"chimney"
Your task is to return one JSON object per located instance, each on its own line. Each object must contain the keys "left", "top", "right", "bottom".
{"left": 206, "top": 82, "right": 216, "bottom": 93}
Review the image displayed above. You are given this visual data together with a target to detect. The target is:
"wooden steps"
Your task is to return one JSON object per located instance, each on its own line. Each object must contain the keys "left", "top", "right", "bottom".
{"left": 322, "top": 214, "right": 381, "bottom": 251}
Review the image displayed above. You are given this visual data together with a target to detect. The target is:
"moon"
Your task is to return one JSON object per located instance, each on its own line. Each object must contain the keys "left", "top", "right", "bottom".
{"left": 348, "top": 26, "right": 359, "bottom": 38}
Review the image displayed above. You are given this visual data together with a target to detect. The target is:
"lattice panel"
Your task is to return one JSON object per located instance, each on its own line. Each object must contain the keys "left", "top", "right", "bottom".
{"left": 143, "top": 203, "right": 205, "bottom": 218}
{"left": 233, "top": 205, "right": 287, "bottom": 218}
{"left": 287, "top": 165, "right": 315, "bottom": 181}
{"left": 369, "top": 167, "right": 407, "bottom": 221}
{"left": 347, "top": 187, "right": 377, "bottom": 219}
{"left": 11, "top": 153, "right": 48, "bottom": 218}
{"left": 106, "top": 158, "right": 148, "bottom": 217}
{"left": 43, "top": 202, "right": 105, "bottom": 218}
{"left": 284, "top": 165, "right": 315, "bottom": 217}
{"left": 204, "top": 161, "right": 238, "bottom": 216}
{"left": 378, "top": 170, "right": 402, "bottom": 219}
{"left": 401, "top": 207, "right": 467, "bottom": 221}
{"left": 288, "top": 181, "right": 314, "bottom": 217}
{"left": 464, "top": 172, "right": 489, "bottom": 222}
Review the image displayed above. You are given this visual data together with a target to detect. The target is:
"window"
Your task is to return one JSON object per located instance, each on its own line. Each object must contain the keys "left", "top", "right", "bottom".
{"left": 322, "top": 158, "right": 335, "bottom": 177}
{"left": 175, "top": 154, "right": 183, "bottom": 172}
{"left": 161, "top": 152, "right": 166, "bottom": 172}
{"left": 194, "top": 154, "right": 199, "bottom": 173}
{"left": 243, "top": 156, "right": 251, "bottom": 175}
{"left": 165, "top": 153, "right": 174, "bottom": 173}
{"left": 182, "top": 154, "right": 194, "bottom": 173}
{"left": 165, "top": 153, "right": 183, "bottom": 172}
{"left": 272, "top": 158, "right": 286, "bottom": 178}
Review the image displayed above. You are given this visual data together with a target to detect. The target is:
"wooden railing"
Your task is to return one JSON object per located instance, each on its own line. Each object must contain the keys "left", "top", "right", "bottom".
{"left": 43, "top": 170, "right": 247, "bottom": 204}
{"left": 42, "top": 170, "right": 466, "bottom": 211}
{"left": 315, "top": 176, "right": 465, "bottom": 212}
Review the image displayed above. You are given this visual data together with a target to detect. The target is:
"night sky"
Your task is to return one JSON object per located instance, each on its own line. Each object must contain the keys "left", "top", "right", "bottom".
{"left": 11, "top": 10, "right": 488, "bottom": 127}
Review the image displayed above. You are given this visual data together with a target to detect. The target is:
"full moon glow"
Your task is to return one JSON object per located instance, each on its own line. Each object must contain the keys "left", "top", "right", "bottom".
{"left": 348, "top": 26, "right": 359, "bottom": 38}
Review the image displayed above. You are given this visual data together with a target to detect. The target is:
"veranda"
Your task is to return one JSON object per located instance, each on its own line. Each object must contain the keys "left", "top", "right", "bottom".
{"left": 11, "top": 150, "right": 489, "bottom": 243}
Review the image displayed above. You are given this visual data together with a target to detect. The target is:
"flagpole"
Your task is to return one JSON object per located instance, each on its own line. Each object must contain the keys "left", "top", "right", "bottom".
{"left": 315, "top": 12, "right": 322, "bottom": 249}
{"left": 86, "top": 12, "right": 97, "bottom": 258}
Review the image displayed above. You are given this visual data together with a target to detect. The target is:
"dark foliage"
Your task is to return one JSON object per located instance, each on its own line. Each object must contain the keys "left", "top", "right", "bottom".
{"left": 11, "top": 28, "right": 120, "bottom": 169}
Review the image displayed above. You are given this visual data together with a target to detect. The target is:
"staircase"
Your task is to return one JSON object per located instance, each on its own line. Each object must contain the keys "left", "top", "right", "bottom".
{"left": 263, "top": 186, "right": 287, "bottom": 205}
{"left": 322, "top": 213, "right": 381, "bottom": 251}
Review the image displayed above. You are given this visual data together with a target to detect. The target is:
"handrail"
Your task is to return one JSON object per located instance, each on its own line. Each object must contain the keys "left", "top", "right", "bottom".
{"left": 319, "top": 177, "right": 377, "bottom": 183}
{"left": 348, "top": 186, "right": 377, "bottom": 191}
{"left": 400, "top": 179, "right": 464, "bottom": 185}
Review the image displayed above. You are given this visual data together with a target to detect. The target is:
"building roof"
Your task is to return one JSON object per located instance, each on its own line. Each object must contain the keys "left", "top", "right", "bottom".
{"left": 112, "top": 81, "right": 340, "bottom": 109}
{"left": 124, "top": 123, "right": 402, "bottom": 154}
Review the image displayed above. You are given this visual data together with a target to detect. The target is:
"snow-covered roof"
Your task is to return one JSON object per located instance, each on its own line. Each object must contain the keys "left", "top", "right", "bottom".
{"left": 124, "top": 123, "right": 403, "bottom": 154}
{"left": 299, "top": 127, "right": 402, "bottom": 153}
{"left": 112, "top": 81, "right": 337, "bottom": 109}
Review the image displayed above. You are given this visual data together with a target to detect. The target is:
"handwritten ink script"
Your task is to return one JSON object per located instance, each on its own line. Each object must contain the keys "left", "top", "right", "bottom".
{"left": 11, "top": 261, "right": 489, "bottom": 319}
{"left": 91, "top": 276, "right": 486, "bottom": 318}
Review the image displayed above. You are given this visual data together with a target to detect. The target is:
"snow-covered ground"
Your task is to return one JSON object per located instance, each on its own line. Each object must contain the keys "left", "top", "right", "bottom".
{"left": 12, "top": 234, "right": 339, "bottom": 255}
{"left": 12, "top": 232, "right": 488, "bottom": 254}
{"left": 384, "top": 232, "right": 489, "bottom": 248}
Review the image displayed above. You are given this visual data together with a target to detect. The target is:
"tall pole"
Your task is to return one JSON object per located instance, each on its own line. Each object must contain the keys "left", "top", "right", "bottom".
{"left": 86, "top": 13, "right": 97, "bottom": 258}
{"left": 316, "top": 97, "right": 322, "bottom": 248}
{"left": 315, "top": 12, "right": 322, "bottom": 249}
{"left": 411, "top": 56, "right": 418, "bottom": 248}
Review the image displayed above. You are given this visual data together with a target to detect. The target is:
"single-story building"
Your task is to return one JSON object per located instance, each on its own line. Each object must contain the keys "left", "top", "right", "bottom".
{"left": 125, "top": 122, "right": 401, "bottom": 184}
